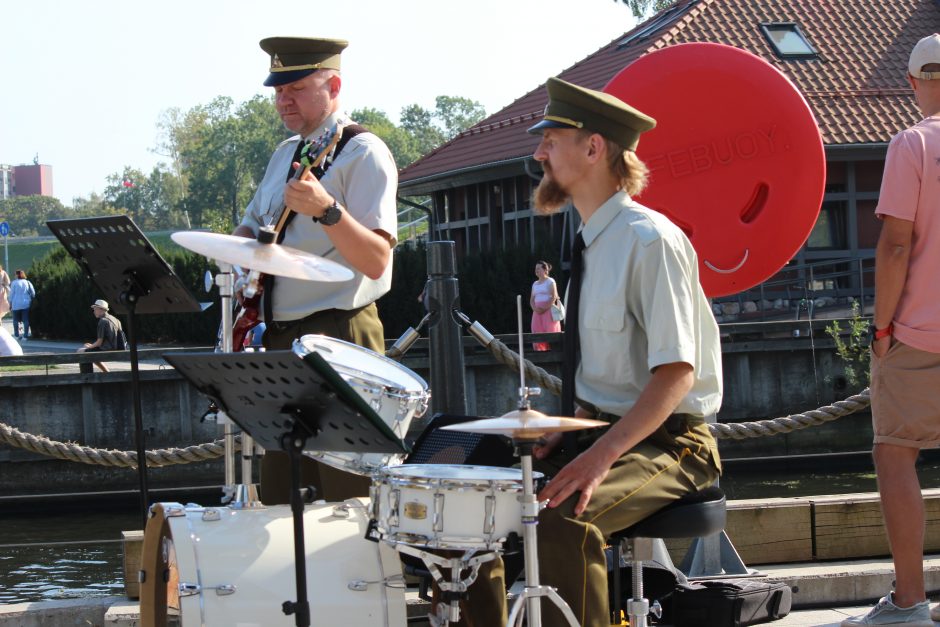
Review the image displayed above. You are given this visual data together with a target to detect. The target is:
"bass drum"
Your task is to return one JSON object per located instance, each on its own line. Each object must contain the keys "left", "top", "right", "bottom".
{"left": 139, "top": 499, "right": 406, "bottom": 627}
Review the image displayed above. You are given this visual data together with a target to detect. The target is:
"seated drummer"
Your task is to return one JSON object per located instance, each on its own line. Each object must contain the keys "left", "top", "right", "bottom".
{"left": 232, "top": 36, "right": 398, "bottom": 503}
{"left": 459, "top": 78, "right": 723, "bottom": 627}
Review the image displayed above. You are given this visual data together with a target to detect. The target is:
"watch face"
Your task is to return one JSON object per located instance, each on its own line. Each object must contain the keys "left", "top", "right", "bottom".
{"left": 320, "top": 202, "right": 342, "bottom": 226}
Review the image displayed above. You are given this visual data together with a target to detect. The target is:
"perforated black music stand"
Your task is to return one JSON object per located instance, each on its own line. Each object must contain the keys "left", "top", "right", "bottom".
{"left": 46, "top": 216, "right": 202, "bottom": 527}
{"left": 164, "top": 348, "right": 407, "bottom": 627}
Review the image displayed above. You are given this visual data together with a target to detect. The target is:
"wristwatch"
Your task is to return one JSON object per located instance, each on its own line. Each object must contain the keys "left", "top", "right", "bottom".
{"left": 868, "top": 323, "right": 894, "bottom": 343}
{"left": 313, "top": 200, "right": 343, "bottom": 226}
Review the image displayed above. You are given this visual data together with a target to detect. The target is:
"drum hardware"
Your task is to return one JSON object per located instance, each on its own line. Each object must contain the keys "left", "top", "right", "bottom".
{"left": 397, "top": 544, "right": 499, "bottom": 627}
{"left": 385, "top": 311, "right": 432, "bottom": 361}
{"left": 164, "top": 349, "right": 407, "bottom": 627}
{"left": 442, "top": 296, "right": 606, "bottom": 627}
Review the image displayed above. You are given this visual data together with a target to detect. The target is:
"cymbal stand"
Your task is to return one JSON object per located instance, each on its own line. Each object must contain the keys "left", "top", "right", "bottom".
{"left": 506, "top": 295, "right": 579, "bottom": 627}
{"left": 395, "top": 545, "right": 498, "bottom": 626}
{"left": 212, "top": 262, "right": 260, "bottom": 507}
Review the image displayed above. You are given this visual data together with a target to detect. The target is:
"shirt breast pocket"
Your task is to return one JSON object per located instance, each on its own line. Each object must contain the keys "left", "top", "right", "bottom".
{"left": 582, "top": 302, "right": 632, "bottom": 383}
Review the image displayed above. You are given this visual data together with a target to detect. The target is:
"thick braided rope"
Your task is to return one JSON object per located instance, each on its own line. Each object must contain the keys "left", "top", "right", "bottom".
{"left": 0, "top": 421, "right": 239, "bottom": 468}
{"left": 484, "top": 337, "right": 871, "bottom": 439}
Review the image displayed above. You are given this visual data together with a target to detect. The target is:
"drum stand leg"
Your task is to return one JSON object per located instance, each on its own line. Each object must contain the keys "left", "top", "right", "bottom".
{"left": 281, "top": 424, "right": 317, "bottom": 627}
{"left": 506, "top": 443, "right": 580, "bottom": 627}
{"left": 395, "top": 544, "right": 498, "bottom": 626}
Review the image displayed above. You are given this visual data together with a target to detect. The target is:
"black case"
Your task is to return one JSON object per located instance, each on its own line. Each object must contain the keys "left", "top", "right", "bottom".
{"left": 672, "top": 579, "right": 792, "bottom": 627}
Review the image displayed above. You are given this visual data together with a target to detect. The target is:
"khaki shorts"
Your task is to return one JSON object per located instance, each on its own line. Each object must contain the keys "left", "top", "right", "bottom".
{"left": 871, "top": 340, "right": 940, "bottom": 448}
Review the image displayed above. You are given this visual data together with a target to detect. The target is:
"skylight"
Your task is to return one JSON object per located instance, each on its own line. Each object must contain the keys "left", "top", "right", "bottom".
{"left": 761, "top": 23, "right": 818, "bottom": 59}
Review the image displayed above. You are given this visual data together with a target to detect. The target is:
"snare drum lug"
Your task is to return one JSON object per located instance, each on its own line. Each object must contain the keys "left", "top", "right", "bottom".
{"left": 483, "top": 495, "right": 496, "bottom": 535}
{"left": 348, "top": 580, "right": 369, "bottom": 592}
{"left": 201, "top": 508, "right": 221, "bottom": 522}
{"left": 433, "top": 493, "right": 445, "bottom": 533}
{"left": 178, "top": 582, "right": 201, "bottom": 597}
{"left": 214, "top": 584, "right": 236, "bottom": 596}
{"left": 389, "top": 489, "right": 401, "bottom": 527}
{"left": 165, "top": 506, "right": 186, "bottom": 518}
{"left": 331, "top": 503, "right": 351, "bottom": 519}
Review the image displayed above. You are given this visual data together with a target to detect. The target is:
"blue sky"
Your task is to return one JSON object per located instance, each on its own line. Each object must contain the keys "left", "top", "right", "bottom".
{"left": 1, "top": 0, "right": 637, "bottom": 205}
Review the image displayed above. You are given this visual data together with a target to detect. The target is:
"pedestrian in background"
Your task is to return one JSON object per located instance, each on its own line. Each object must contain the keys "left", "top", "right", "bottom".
{"left": 841, "top": 33, "right": 940, "bottom": 627}
{"left": 0, "top": 265, "right": 10, "bottom": 319}
{"left": 9, "top": 270, "right": 35, "bottom": 340}
{"left": 529, "top": 260, "right": 561, "bottom": 351}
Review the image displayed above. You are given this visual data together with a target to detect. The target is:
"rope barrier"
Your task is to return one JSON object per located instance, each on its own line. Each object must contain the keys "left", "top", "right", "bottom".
{"left": 0, "top": 318, "right": 872, "bottom": 465}
{"left": 481, "top": 335, "right": 871, "bottom": 440}
{"left": 0, "top": 421, "right": 238, "bottom": 468}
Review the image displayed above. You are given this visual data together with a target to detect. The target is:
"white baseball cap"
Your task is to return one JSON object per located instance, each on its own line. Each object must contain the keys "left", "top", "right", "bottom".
{"left": 909, "top": 34, "right": 940, "bottom": 80}
{"left": 91, "top": 299, "right": 109, "bottom": 310}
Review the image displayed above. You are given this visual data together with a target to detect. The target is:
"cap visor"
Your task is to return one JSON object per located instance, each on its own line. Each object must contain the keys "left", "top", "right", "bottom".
{"left": 527, "top": 119, "right": 578, "bottom": 135}
{"left": 263, "top": 69, "right": 316, "bottom": 87}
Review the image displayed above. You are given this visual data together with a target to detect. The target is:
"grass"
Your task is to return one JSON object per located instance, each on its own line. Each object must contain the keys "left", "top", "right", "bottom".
{"left": 1, "top": 231, "right": 188, "bottom": 275}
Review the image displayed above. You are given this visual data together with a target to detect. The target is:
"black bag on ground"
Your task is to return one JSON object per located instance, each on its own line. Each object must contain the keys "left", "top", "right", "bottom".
{"left": 671, "top": 578, "right": 792, "bottom": 626}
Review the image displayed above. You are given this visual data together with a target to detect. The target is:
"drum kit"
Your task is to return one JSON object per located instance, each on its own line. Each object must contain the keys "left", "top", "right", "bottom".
{"left": 145, "top": 229, "right": 605, "bottom": 627}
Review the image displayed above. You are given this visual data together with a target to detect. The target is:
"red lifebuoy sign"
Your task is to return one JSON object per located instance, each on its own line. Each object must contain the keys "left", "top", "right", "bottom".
{"left": 604, "top": 43, "right": 826, "bottom": 297}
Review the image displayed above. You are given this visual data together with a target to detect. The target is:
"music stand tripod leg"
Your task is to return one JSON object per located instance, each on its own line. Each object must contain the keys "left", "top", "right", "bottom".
{"left": 281, "top": 425, "right": 315, "bottom": 627}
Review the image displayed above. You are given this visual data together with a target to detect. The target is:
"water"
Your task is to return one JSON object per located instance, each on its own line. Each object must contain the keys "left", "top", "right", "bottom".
{"left": 4, "top": 460, "right": 940, "bottom": 605}
{"left": 0, "top": 509, "right": 137, "bottom": 604}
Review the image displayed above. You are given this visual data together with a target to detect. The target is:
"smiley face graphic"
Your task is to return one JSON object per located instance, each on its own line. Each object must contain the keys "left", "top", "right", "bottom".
{"left": 604, "top": 43, "right": 826, "bottom": 297}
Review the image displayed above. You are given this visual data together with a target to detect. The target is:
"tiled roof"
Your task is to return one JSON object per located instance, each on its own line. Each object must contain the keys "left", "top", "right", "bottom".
{"left": 400, "top": 0, "right": 940, "bottom": 189}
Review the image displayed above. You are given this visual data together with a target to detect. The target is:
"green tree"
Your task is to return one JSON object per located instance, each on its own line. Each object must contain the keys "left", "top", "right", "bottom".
{"left": 352, "top": 107, "right": 421, "bottom": 169}
{"left": 616, "top": 0, "right": 675, "bottom": 17}
{"left": 0, "top": 195, "right": 67, "bottom": 236}
{"left": 433, "top": 96, "right": 487, "bottom": 140}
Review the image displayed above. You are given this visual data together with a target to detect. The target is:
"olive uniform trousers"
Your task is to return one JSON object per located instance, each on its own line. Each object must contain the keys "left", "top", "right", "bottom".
{"left": 259, "top": 302, "right": 385, "bottom": 504}
{"left": 455, "top": 419, "right": 721, "bottom": 627}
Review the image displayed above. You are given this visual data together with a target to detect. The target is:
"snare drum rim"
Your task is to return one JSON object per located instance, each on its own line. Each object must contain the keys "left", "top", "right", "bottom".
{"left": 293, "top": 334, "right": 429, "bottom": 393}
{"left": 374, "top": 464, "right": 539, "bottom": 491}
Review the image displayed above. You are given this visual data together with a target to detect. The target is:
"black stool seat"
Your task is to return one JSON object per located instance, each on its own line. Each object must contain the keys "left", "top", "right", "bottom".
{"left": 613, "top": 485, "right": 726, "bottom": 540}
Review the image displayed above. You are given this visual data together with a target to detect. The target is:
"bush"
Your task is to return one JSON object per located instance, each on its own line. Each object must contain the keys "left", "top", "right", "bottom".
{"left": 28, "top": 238, "right": 563, "bottom": 344}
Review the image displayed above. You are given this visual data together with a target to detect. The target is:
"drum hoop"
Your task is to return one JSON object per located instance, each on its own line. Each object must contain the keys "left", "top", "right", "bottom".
{"left": 379, "top": 530, "right": 507, "bottom": 551}
{"left": 295, "top": 334, "right": 429, "bottom": 391}
{"left": 379, "top": 475, "right": 526, "bottom": 492}
{"left": 338, "top": 369, "right": 426, "bottom": 400}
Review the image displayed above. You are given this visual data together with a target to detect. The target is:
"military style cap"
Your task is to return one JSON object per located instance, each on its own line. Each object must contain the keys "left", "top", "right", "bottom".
{"left": 528, "top": 77, "right": 656, "bottom": 151}
{"left": 259, "top": 37, "right": 348, "bottom": 87}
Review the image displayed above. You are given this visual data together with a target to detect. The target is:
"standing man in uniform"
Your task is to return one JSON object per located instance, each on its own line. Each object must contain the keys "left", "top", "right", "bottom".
{"left": 233, "top": 37, "right": 398, "bottom": 504}
{"left": 842, "top": 34, "right": 940, "bottom": 627}
{"left": 459, "top": 77, "right": 722, "bottom": 627}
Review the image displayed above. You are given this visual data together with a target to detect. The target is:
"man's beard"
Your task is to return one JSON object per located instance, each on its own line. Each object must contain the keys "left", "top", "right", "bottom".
{"left": 532, "top": 168, "right": 570, "bottom": 216}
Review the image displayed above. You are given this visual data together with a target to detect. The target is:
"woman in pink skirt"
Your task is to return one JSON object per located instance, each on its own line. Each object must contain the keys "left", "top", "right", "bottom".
{"left": 529, "top": 260, "right": 561, "bottom": 351}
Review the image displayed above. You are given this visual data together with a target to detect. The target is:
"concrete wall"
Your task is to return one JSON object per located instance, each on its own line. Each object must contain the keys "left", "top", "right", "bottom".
{"left": 0, "top": 333, "right": 867, "bottom": 496}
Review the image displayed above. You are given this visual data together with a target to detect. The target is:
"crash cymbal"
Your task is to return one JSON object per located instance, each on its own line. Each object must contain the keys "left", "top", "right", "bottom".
{"left": 441, "top": 409, "right": 607, "bottom": 438}
{"left": 172, "top": 231, "right": 353, "bottom": 282}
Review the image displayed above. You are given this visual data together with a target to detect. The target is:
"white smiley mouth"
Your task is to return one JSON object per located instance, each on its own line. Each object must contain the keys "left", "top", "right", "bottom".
{"left": 704, "top": 248, "right": 749, "bottom": 274}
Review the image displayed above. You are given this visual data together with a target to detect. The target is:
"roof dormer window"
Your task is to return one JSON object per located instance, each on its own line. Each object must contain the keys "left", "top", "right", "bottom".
{"left": 761, "top": 22, "right": 818, "bottom": 59}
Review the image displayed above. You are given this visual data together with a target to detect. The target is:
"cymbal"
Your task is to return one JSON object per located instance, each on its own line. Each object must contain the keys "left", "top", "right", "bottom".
{"left": 172, "top": 231, "right": 354, "bottom": 282}
{"left": 441, "top": 409, "right": 608, "bottom": 438}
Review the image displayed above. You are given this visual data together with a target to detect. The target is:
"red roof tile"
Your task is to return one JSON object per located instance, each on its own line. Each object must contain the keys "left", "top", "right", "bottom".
{"left": 400, "top": 0, "right": 940, "bottom": 190}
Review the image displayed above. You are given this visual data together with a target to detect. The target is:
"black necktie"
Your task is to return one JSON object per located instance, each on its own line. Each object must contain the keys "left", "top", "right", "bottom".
{"left": 262, "top": 140, "right": 308, "bottom": 324}
{"left": 561, "top": 232, "right": 586, "bottom": 453}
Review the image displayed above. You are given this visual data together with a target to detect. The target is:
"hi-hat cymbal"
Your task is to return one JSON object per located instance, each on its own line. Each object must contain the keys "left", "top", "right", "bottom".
{"left": 172, "top": 231, "right": 353, "bottom": 282}
{"left": 441, "top": 409, "right": 607, "bottom": 438}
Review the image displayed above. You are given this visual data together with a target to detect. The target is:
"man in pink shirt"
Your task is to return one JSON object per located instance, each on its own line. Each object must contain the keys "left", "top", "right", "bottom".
{"left": 843, "top": 34, "right": 940, "bottom": 627}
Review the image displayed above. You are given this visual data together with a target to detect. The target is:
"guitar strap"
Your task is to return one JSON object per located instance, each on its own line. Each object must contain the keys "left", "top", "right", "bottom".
{"left": 263, "top": 124, "right": 368, "bottom": 324}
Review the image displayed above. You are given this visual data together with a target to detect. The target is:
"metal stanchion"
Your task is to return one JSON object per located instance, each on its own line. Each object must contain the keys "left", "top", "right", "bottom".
{"left": 425, "top": 242, "right": 467, "bottom": 416}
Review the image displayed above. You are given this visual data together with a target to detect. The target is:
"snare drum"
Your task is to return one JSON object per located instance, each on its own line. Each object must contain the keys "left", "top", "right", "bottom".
{"left": 293, "top": 335, "right": 429, "bottom": 475}
{"left": 370, "top": 464, "right": 540, "bottom": 551}
{"left": 139, "top": 500, "right": 405, "bottom": 627}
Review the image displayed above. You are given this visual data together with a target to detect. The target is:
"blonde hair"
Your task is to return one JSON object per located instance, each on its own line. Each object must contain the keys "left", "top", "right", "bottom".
{"left": 577, "top": 130, "right": 649, "bottom": 196}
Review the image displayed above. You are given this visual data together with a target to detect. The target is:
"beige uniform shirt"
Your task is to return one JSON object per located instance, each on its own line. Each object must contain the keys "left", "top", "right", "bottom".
{"left": 239, "top": 111, "right": 398, "bottom": 321}
{"left": 573, "top": 191, "right": 722, "bottom": 418}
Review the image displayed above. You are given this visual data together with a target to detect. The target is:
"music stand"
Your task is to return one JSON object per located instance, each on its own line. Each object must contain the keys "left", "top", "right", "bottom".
{"left": 165, "top": 349, "right": 407, "bottom": 627}
{"left": 46, "top": 216, "right": 202, "bottom": 528}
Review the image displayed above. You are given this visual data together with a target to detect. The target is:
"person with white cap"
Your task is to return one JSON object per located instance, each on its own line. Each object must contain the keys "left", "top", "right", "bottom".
{"left": 841, "top": 33, "right": 940, "bottom": 627}
{"left": 76, "top": 299, "right": 125, "bottom": 373}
